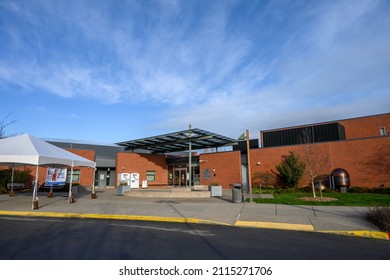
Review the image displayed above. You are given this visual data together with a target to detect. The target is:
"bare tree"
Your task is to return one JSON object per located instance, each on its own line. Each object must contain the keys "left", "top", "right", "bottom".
{"left": 253, "top": 171, "right": 275, "bottom": 197}
{"left": 298, "top": 128, "right": 330, "bottom": 198}
{"left": 0, "top": 112, "right": 18, "bottom": 139}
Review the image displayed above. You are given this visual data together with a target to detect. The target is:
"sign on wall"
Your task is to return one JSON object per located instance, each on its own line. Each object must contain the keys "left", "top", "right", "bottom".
{"left": 45, "top": 168, "right": 67, "bottom": 187}
{"left": 203, "top": 168, "right": 211, "bottom": 180}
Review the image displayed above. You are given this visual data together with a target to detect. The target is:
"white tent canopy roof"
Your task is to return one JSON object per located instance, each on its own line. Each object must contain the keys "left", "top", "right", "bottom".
{"left": 0, "top": 134, "right": 96, "bottom": 168}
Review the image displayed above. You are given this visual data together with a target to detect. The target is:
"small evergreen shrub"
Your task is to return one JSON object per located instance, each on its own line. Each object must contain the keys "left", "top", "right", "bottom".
{"left": 275, "top": 151, "right": 306, "bottom": 189}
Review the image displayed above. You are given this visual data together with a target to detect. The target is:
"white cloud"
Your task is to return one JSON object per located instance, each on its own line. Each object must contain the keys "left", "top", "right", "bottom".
{"left": 154, "top": 0, "right": 390, "bottom": 139}
{"left": 1, "top": 0, "right": 389, "bottom": 142}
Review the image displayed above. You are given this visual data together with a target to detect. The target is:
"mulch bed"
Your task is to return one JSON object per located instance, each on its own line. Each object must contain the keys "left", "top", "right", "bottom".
{"left": 299, "top": 197, "right": 338, "bottom": 202}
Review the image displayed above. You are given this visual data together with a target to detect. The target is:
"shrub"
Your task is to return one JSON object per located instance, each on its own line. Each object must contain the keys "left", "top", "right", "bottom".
{"left": 347, "top": 186, "right": 390, "bottom": 194}
{"left": 297, "top": 185, "right": 312, "bottom": 193}
{"left": 0, "top": 168, "right": 32, "bottom": 192}
{"left": 252, "top": 171, "right": 276, "bottom": 187}
{"left": 366, "top": 205, "right": 390, "bottom": 232}
{"left": 369, "top": 187, "right": 390, "bottom": 195}
{"left": 348, "top": 186, "right": 369, "bottom": 193}
{"left": 275, "top": 151, "right": 306, "bottom": 188}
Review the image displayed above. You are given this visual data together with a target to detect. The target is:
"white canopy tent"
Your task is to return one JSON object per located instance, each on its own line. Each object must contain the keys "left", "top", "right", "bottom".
{"left": 0, "top": 134, "right": 96, "bottom": 209}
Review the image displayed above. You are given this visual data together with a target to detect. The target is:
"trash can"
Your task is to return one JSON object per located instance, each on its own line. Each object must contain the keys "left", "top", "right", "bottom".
{"left": 116, "top": 185, "right": 124, "bottom": 196}
{"left": 231, "top": 183, "right": 243, "bottom": 203}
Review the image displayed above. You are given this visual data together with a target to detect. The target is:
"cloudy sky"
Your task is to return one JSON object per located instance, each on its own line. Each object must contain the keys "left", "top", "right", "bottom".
{"left": 1, "top": 0, "right": 389, "bottom": 144}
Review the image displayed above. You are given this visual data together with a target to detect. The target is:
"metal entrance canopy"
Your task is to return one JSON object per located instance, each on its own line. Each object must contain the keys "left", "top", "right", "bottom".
{"left": 116, "top": 128, "right": 237, "bottom": 154}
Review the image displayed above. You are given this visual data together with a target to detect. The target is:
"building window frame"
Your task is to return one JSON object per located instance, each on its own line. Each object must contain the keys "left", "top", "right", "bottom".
{"left": 146, "top": 170, "right": 156, "bottom": 182}
{"left": 67, "top": 169, "right": 80, "bottom": 183}
{"left": 380, "top": 127, "right": 387, "bottom": 136}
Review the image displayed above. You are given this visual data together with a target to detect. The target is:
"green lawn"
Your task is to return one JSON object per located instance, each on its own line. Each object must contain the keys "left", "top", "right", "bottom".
{"left": 252, "top": 192, "right": 390, "bottom": 206}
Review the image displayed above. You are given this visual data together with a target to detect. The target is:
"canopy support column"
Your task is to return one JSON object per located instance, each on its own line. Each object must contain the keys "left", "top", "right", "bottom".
{"left": 91, "top": 168, "right": 97, "bottom": 199}
{"left": 9, "top": 167, "right": 15, "bottom": 197}
{"left": 32, "top": 166, "right": 39, "bottom": 210}
{"left": 68, "top": 163, "right": 75, "bottom": 203}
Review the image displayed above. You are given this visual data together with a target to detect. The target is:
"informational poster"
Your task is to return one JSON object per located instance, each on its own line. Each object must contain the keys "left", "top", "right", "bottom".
{"left": 203, "top": 168, "right": 211, "bottom": 180}
{"left": 45, "top": 168, "right": 67, "bottom": 187}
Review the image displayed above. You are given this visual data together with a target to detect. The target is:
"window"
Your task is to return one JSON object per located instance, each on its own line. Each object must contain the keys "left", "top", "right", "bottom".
{"left": 146, "top": 171, "right": 156, "bottom": 182}
{"left": 67, "top": 170, "right": 80, "bottom": 183}
{"left": 380, "top": 127, "right": 386, "bottom": 136}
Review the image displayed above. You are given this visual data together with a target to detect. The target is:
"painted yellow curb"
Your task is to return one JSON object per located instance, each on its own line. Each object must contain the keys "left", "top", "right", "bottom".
{"left": 235, "top": 220, "right": 314, "bottom": 231}
{"left": 0, "top": 210, "right": 229, "bottom": 226}
{"left": 319, "top": 230, "right": 390, "bottom": 240}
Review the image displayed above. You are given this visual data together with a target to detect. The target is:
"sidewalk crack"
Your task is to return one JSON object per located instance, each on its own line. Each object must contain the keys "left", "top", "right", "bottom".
{"left": 236, "top": 203, "right": 245, "bottom": 222}
{"left": 312, "top": 205, "right": 317, "bottom": 217}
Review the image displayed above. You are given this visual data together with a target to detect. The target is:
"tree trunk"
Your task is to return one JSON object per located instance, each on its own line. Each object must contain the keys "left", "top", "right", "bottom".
{"left": 311, "top": 180, "right": 317, "bottom": 198}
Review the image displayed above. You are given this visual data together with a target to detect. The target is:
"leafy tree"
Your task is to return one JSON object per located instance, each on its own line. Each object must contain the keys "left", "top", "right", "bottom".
{"left": 275, "top": 151, "right": 306, "bottom": 188}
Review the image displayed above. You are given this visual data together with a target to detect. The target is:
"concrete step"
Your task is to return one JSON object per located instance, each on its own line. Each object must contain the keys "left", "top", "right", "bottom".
{"left": 123, "top": 188, "right": 211, "bottom": 198}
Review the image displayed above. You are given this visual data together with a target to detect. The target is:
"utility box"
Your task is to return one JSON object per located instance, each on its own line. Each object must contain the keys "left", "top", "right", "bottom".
{"left": 118, "top": 173, "right": 131, "bottom": 192}
{"left": 130, "top": 173, "right": 140, "bottom": 189}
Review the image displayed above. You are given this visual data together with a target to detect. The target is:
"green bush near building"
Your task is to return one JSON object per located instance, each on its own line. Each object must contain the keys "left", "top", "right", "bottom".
{"left": 0, "top": 169, "right": 32, "bottom": 193}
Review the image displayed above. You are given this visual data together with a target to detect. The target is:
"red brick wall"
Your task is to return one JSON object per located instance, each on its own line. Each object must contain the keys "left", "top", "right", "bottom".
{"left": 37, "top": 149, "right": 96, "bottom": 187}
{"left": 67, "top": 149, "right": 95, "bottom": 187}
{"left": 250, "top": 136, "right": 390, "bottom": 188}
{"left": 199, "top": 151, "right": 241, "bottom": 189}
{"left": 116, "top": 152, "right": 168, "bottom": 187}
{"left": 3, "top": 149, "right": 96, "bottom": 188}
{"left": 339, "top": 113, "right": 390, "bottom": 140}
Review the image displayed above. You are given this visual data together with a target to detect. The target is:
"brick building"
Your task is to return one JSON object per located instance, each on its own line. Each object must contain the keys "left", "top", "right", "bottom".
{"left": 115, "top": 113, "right": 389, "bottom": 189}
{"left": 5, "top": 113, "right": 387, "bottom": 191}
{"left": 252, "top": 113, "right": 390, "bottom": 188}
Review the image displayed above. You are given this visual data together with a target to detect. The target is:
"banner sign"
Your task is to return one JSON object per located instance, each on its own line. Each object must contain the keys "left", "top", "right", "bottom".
{"left": 45, "top": 168, "right": 67, "bottom": 187}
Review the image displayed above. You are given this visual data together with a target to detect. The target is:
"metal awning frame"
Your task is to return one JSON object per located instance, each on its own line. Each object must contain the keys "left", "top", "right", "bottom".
{"left": 116, "top": 128, "right": 237, "bottom": 154}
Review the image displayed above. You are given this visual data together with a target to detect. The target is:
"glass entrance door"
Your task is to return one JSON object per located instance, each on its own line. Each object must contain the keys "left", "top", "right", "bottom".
{"left": 173, "top": 168, "right": 187, "bottom": 187}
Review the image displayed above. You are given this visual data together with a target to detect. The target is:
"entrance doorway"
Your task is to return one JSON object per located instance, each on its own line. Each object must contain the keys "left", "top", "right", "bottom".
{"left": 97, "top": 170, "right": 107, "bottom": 188}
{"left": 95, "top": 168, "right": 116, "bottom": 188}
{"left": 167, "top": 157, "right": 200, "bottom": 187}
{"left": 173, "top": 168, "right": 187, "bottom": 187}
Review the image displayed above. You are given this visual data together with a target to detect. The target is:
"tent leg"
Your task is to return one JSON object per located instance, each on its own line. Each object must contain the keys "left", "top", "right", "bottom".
{"left": 91, "top": 168, "right": 97, "bottom": 199}
{"left": 47, "top": 186, "right": 53, "bottom": 198}
{"left": 68, "top": 164, "right": 74, "bottom": 203}
{"left": 32, "top": 166, "right": 39, "bottom": 210}
{"left": 9, "top": 167, "right": 16, "bottom": 197}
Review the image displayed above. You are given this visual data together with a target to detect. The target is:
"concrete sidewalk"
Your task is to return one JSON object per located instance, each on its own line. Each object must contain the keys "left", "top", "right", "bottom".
{"left": 0, "top": 188, "right": 388, "bottom": 241}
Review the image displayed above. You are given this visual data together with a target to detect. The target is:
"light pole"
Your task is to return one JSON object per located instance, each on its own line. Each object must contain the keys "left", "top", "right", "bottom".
{"left": 188, "top": 124, "right": 192, "bottom": 188}
{"left": 246, "top": 129, "right": 253, "bottom": 203}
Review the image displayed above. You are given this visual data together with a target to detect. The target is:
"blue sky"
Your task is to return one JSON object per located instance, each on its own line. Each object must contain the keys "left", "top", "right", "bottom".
{"left": 1, "top": 0, "right": 389, "bottom": 145}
